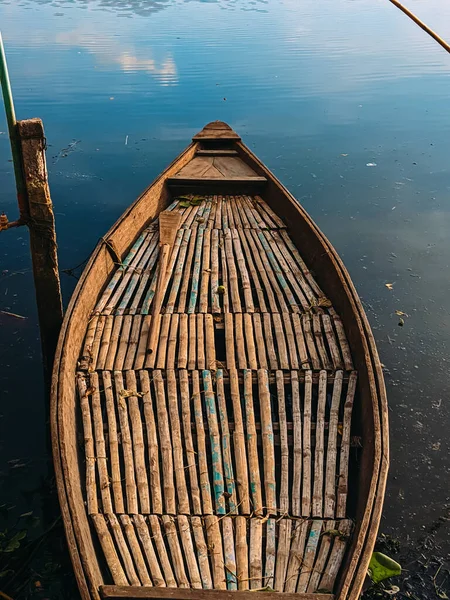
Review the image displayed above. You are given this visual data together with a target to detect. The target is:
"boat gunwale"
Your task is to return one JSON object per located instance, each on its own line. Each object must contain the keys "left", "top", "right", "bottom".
{"left": 51, "top": 126, "right": 388, "bottom": 600}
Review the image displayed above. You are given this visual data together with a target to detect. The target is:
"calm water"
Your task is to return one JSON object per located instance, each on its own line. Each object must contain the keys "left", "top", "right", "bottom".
{"left": 1, "top": 0, "right": 450, "bottom": 556}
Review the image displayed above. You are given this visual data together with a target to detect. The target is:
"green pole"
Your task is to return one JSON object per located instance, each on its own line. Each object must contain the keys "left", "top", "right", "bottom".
{"left": 0, "top": 30, "right": 29, "bottom": 222}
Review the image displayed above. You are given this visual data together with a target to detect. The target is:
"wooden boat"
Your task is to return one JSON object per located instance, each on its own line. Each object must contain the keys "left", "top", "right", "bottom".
{"left": 51, "top": 122, "right": 389, "bottom": 600}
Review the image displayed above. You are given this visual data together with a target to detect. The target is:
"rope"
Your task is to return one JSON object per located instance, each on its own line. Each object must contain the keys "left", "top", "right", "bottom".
{"left": 388, "top": 0, "right": 450, "bottom": 54}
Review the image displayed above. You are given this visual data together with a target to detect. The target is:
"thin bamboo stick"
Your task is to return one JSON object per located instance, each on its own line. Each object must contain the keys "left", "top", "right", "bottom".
{"left": 156, "top": 313, "right": 171, "bottom": 369}
{"left": 235, "top": 313, "right": 247, "bottom": 369}
{"left": 203, "top": 370, "right": 226, "bottom": 515}
{"left": 97, "top": 315, "right": 113, "bottom": 370}
{"left": 249, "top": 518, "right": 262, "bottom": 589}
{"left": 313, "top": 314, "right": 332, "bottom": 370}
{"left": 216, "top": 369, "right": 237, "bottom": 513}
{"left": 337, "top": 371, "right": 357, "bottom": 517}
{"left": 243, "top": 313, "right": 257, "bottom": 369}
{"left": 242, "top": 229, "right": 278, "bottom": 313}
{"left": 226, "top": 195, "right": 235, "bottom": 228}
{"left": 166, "top": 370, "right": 190, "bottom": 514}
{"left": 207, "top": 196, "right": 218, "bottom": 230}
{"left": 108, "top": 513, "right": 140, "bottom": 585}
{"left": 139, "top": 370, "right": 162, "bottom": 514}
{"left": 225, "top": 312, "right": 235, "bottom": 369}
{"left": 302, "top": 370, "right": 313, "bottom": 517}
{"left": 291, "top": 371, "right": 302, "bottom": 517}
{"left": 191, "top": 516, "right": 213, "bottom": 589}
{"left": 243, "top": 369, "right": 262, "bottom": 515}
{"left": 90, "top": 315, "right": 105, "bottom": 369}
{"left": 192, "top": 371, "right": 213, "bottom": 514}
{"left": 324, "top": 371, "right": 344, "bottom": 518}
{"left": 276, "top": 371, "right": 289, "bottom": 515}
{"left": 272, "top": 313, "right": 289, "bottom": 369}
{"left": 282, "top": 312, "right": 299, "bottom": 369}
{"left": 297, "top": 519, "right": 322, "bottom": 592}
{"left": 318, "top": 520, "right": 352, "bottom": 592}
{"left": 91, "top": 514, "right": 128, "bottom": 585}
{"left": 307, "top": 520, "right": 334, "bottom": 593}
{"left": 265, "top": 518, "right": 276, "bottom": 588}
{"left": 254, "top": 196, "right": 285, "bottom": 229}
{"left": 153, "top": 370, "right": 176, "bottom": 514}
{"left": 253, "top": 314, "right": 268, "bottom": 369}
{"left": 148, "top": 515, "right": 177, "bottom": 587}
{"left": 105, "top": 316, "right": 123, "bottom": 371}
{"left": 114, "top": 315, "right": 132, "bottom": 370}
{"left": 292, "top": 313, "right": 310, "bottom": 369}
{"left": 312, "top": 370, "right": 328, "bottom": 517}
{"left": 263, "top": 313, "right": 278, "bottom": 370}
{"left": 302, "top": 315, "right": 321, "bottom": 370}
{"left": 322, "top": 314, "right": 343, "bottom": 370}
{"left": 133, "top": 515, "right": 166, "bottom": 586}
{"left": 229, "top": 369, "right": 250, "bottom": 514}
{"left": 243, "top": 196, "right": 265, "bottom": 229}
{"left": 188, "top": 227, "right": 205, "bottom": 313}
{"left": 166, "top": 313, "right": 179, "bottom": 369}
{"left": 113, "top": 371, "right": 138, "bottom": 514}
{"left": 120, "top": 514, "right": 152, "bottom": 585}
{"left": 124, "top": 316, "right": 142, "bottom": 370}
{"left": 162, "top": 515, "right": 190, "bottom": 587}
{"left": 144, "top": 312, "right": 161, "bottom": 369}
{"left": 258, "top": 369, "right": 276, "bottom": 514}
{"left": 179, "top": 370, "right": 202, "bottom": 514}
{"left": 235, "top": 516, "right": 248, "bottom": 590}
{"left": 333, "top": 316, "right": 354, "bottom": 371}
{"left": 126, "top": 370, "right": 150, "bottom": 513}
{"left": 197, "top": 313, "right": 206, "bottom": 370}
{"left": 204, "top": 313, "right": 216, "bottom": 371}
{"left": 232, "top": 228, "right": 254, "bottom": 312}
{"left": 177, "top": 313, "right": 188, "bottom": 369}
{"left": 205, "top": 515, "right": 226, "bottom": 590}
{"left": 235, "top": 196, "right": 251, "bottom": 229}
{"left": 250, "top": 229, "right": 289, "bottom": 312}
{"left": 215, "top": 196, "right": 222, "bottom": 229}
{"left": 178, "top": 515, "right": 202, "bottom": 588}
{"left": 134, "top": 315, "right": 150, "bottom": 369}
{"left": 188, "top": 313, "right": 197, "bottom": 370}
{"left": 199, "top": 228, "right": 211, "bottom": 313}
{"left": 274, "top": 519, "right": 291, "bottom": 591}
{"left": 279, "top": 229, "right": 324, "bottom": 297}
{"left": 77, "top": 373, "right": 97, "bottom": 514}
{"left": 211, "top": 229, "right": 220, "bottom": 313}
{"left": 221, "top": 195, "right": 229, "bottom": 229}
{"left": 284, "top": 520, "right": 308, "bottom": 592}
{"left": 89, "top": 372, "right": 113, "bottom": 513}
{"left": 236, "top": 228, "right": 267, "bottom": 312}
{"left": 177, "top": 226, "right": 197, "bottom": 313}
{"left": 230, "top": 196, "right": 243, "bottom": 229}
{"left": 166, "top": 229, "right": 191, "bottom": 313}
{"left": 220, "top": 230, "right": 230, "bottom": 312}
{"left": 222, "top": 517, "right": 237, "bottom": 590}
{"left": 102, "top": 371, "right": 124, "bottom": 513}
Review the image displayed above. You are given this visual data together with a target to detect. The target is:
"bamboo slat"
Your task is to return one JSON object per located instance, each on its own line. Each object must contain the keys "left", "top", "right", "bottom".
{"left": 166, "top": 229, "right": 191, "bottom": 313}
{"left": 242, "top": 229, "right": 278, "bottom": 313}
{"left": 166, "top": 314, "right": 179, "bottom": 369}
{"left": 272, "top": 313, "right": 289, "bottom": 369}
{"left": 243, "top": 314, "right": 257, "bottom": 369}
{"left": 120, "top": 514, "right": 152, "bottom": 585}
{"left": 91, "top": 514, "right": 128, "bottom": 586}
{"left": 133, "top": 515, "right": 165, "bottom": 586}
{"left": 153, "top": 370, "right": 175, "bottom": 514}
{"left": 263, "top": 313, "right": 278, "bottom": 370}
{"left": 236, "top": 227, "right": 267, "bottom": 312}
{"left": 324, "top": 371, "right": 344, "bottom": 518}
{"left": 333, "top": 315, "right": 354, "bottom": 371}
{"left": 139, "top": 370, "right": 162, "bottom": 514}
{"left": 292, "top": 313, "right": 309, "bottom": 369}
{"left": 113, "top": 371, "right": 139, "bottom": 514}
{"left": 313, "top": 315, "right": 332, "bottom": 370}
{"left": 205, "top": 515, "right": 226, "bottom": 590}
{"left": 102, "top": 371, "right": 125, "bottom": 513}
{"left": 312, "top": 371, "right": 328, "bottom": 517}
{"left": 188, "top": 227, "right": 205, "bottom": 313}
{"left": 337, "top": 371, "right": 358, "bottom": 517}
{"left": 179, "top": 371, "right": 202, "bottom": 515}
{"left": 105, "top": 316, "right": 123, "bottom": 371}
{"left": 243, "top": 369, "right": 262, "bottom": 515}
{"left": 229, "top": 369, "right": 250, "bottom": 514}
{"left": 235, "top": 516, "right": 248, "bottom": 590}
{"left": 211, "top": 229, "right": 220, "bottom": 313}
{"left": 249, "top": 518, "right": 262, "bottom": 590}
{"left": 291, "top": 371, "right": 302, "bottom": 517}
{"left": 178, "top": 515, "right": 202, "bottom": 588}
{"left": 144, "top": 313, "right": 161, "bottom": 369}
{"left": 124, "top": 316, "right": 142, "bottom": 370}
{"left": 222, "top": 517, "right": 238, "bottom": 590}
{"left": 306, "top": 520, "right": 334, "bottom": 593}
{"left": 254, "top": 196, "right": 286, "bottom": 229}
{"left": 282, "top": 313, "right": 299, "bottom": 369}
{"left": 318, "top": 520, "right": 352, "bottom": 592}
{"left": 250, "top": 230, "right": 289, "bottom": 313}
{"left": 297, "top": 520, "right": 322, "bottom": 592}
{"left": 108, "top": 513, "right": 140, "bottom": 586}
{"left": 166, "top": 370, "right": 190, "bottom": 514}
{"left": 232, "top": 229, "right": 254, "bottom": 311}
{"left": 284, "top": 520, "right": 308, "bottom": 592}
{"left": 203, "top": 370, "right": 226, "bottom": 515}
{"left": 276, "top": 371, "right": 289, "bottom": 515}
{"left": 156, "top": 313, "right": 171, "bottom": 369}
{"left": 322, "top": 314, "right": 343, "bottom": 370}
{"left": 199, "top": 228, "right": 211, "bottom": 313}
{"left": 302, "top": 315, "right": 321, "bottom": 370}
{"left": 274, "top": 519, "right": 292, "bottom": 592}
{"left": 188, "top": 313, "right": 197, "bottom": 370}
{"left": 258, "top": 369, "right": 276, "bottom": 514}
{"left": 191, "top": 516, "right": 213, "bottom": 589}
{"left": 216, "top": 370, "right": 237, "bottom": 513}
{"left": 302, "top": 370, "right": 313, "bottom": 517}
{"left": 97, "top": 315, "right": 113, "bottom": 370}
{"left": 148, "top": 515, "right": 177, "bottom": 587}
{"left": 134, "top": 315, "right": 150, "bottom": 369}
{"left": 125, "top": 371, "right": 150, "bottom": 514}
{"left": 177, "top": 313, "right": 188, "bottom": 369}
{"left": 162, "top": 515, "right": 190, "bottom": 587}
{"left": 114, "top": 315, "right": 132, "bottom": 370}
{"left": 253, "top": 314, "right": 268, "bottom": 369}
{"left": 192, "top": 371, "right": 213, "bottom": 514}
{"left": 235, "top": 313, "right": 247, "bottom": 369}
{"left": 225, "top": 312, "right": 235, "bottom": 369}
{"left": 177, "top": 226, "right": 197, "bottom": 313}
{"left": 220, "top": 230, "right": 230, "bottom": 312}
{"left": 265, "top": 518, "right": 276, "bottom": 588}
{"left": 77, "top": 373, "right": 97, "bottom": 514}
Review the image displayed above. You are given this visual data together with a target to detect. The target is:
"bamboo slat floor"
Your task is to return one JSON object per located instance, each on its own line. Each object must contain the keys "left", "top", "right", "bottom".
{"left": 77, "top": 194, "right": 359, "bottom": 595}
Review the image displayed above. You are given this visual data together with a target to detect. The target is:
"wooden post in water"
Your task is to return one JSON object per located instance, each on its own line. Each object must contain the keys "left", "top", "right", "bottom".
{"left": 17, "top": 118, "right": 64, "bottom": 386}
{"left": 1, "top": 32, "right": 63, "bottom": 389}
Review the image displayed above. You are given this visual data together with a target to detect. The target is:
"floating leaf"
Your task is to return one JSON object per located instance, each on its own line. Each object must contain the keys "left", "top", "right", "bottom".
{"left": 385, "top": 283, "right": 394, "bottom": 290}
{"left": 395, "top": 310, "right": 408, "bottom": 317}
{"left": 398, "top": 318, "right": 404, "bottom": 327}
{"left": 385, "top": 586, "right": 400, "bottom": 595}
{"left": 368, "top": 552, "right": 401, "bottom": 584}
{"left": 4, "top": 530, "right": 27, "bottom": 553}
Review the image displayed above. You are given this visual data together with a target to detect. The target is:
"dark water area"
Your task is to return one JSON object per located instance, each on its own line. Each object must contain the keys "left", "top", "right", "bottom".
{"left": 1, "top": 0, "right": 450, "bottom": 596}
